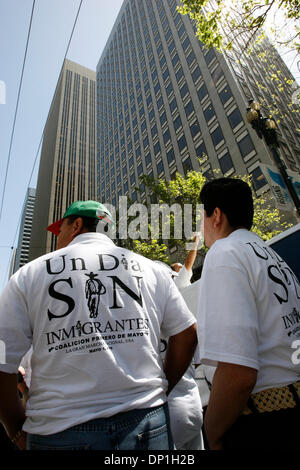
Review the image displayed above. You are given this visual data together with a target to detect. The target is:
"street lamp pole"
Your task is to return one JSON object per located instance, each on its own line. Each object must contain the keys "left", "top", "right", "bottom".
{"left": 246, "top": 100, "right": 300, "bottom": 217}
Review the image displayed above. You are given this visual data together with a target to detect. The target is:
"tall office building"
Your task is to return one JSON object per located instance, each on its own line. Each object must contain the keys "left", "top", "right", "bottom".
{"left": 96, "top": 0, "right": 299, "bottom": 212}
{"left": 10, "top": 187, "right": 36, "bottom": 274}
{"left": 30, "top": 59, "right": 97, "bottom": 260}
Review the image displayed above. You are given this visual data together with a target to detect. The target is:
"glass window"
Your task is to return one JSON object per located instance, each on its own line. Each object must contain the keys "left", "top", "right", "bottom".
{"left": 204, "top": 49, "right": 216, "bottom": 65}
{"left": 186, "top": 50, "right": 196, "bottom": 67}
{"left": 238, "top": 133, "right": 255, "bottom": 159}
{"left": 211, "top": 125, "right": 224, "bottom": 148}
{"left": 167, "top": 147, "right": 175, "bottom": 164}
{"left": 182, "top": 157, "right": 192, "bottom": 174}
{"left": 180, "top": 83, "right": 189, "bottom": 99}
{"left": 154, "top": 141, "right": 161, "bottom": 156}
{"left": 163, "top": 128, "right": 171, "bottom": 144}
{"left": 174, "top": 114, "right": 182, "bottom": 132}
{"left": 190, "top": 119, "right": 200, "bottom": 139}
{"left": 250, "top": 166, "right": 267, "bottom": 191}
{"left": 191, "top": 66, "right": 201, "bottom": 83}
{"left": 227, "top": 108, "right": 243, "bottom": 129}
{"left": 219, "top": 152, "right": 234, "bottom": 174}
{"left": 157, "top": 160, "right": 164, "bottom": 175}
{"left": 166, "top": 82, "right": 173, "bottom": 96}
{"left": 197, "top": 82, "right": 208, "bottom": 102}
{"left": 169, "top": 96, "right": 177, "bottom": 113}
{"left": 151, "top": 124, "right": 158, "bottom": 138}
{"left": 211, "top": 64, "right": 224, "bottom": 85}
{"left": 175, "top": 67, "right": 184, "bottom": 82}
{"left": 145, "top": 153, "right": 151, "bottom": 166}
{"left": 130, "top": 173, "right": 135, "bottom": 185}
{"left": 184, "top": 100, "right": 194, "bottom": 118}
{"left": 160, "top": 111, "right": 167, "bottom": 126}
{"left": 172, "top": 53, "right": 180, "bottom": 67}
{"left": 196, "top": 141, "right": 207, "bottom": 160}
{"left": 203, "top": 103, "right": 216, "bottom": 123}
{"left": 178, "top": 134, "right": 187, "bottom": 152}
{"left": 219, "top": 84, "right": 233, "bottom": 105}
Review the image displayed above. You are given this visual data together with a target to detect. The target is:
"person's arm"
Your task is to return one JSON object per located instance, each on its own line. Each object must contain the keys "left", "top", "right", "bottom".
{"left": 0, "top": 371, "right": 27, "bottom": 450}
{"left": 204, "top": 362, "right": 257, "bottom": 450}
{"left": 184, "top": 235, "right": 199, "bottom": 271}
{"left": 163, "top": 323, "right": 197, "bottom": 395}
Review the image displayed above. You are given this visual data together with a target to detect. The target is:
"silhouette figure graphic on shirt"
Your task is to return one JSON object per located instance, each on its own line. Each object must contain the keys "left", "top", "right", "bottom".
{"left": 85, "top": 272, "right": 106, "bottom": 318}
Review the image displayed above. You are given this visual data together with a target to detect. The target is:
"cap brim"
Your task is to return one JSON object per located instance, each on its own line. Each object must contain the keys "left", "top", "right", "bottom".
{"left": 46, "top": 219, "right": 63, "bottom": 236}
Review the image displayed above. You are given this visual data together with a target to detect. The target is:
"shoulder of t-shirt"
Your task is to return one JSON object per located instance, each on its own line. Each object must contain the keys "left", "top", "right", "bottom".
{"left": 205, "top": 230, "right": 260, "bottom": 268}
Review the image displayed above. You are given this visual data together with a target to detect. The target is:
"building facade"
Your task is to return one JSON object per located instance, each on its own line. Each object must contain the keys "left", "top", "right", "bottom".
{"left": 96, "top": 0, "right": 299, "bottom": 212}
{"left": 29, "top": 59, "right": 97, "bottom": 260}
{"left": 11, "top": 187, "right": 36, "bottom": 274}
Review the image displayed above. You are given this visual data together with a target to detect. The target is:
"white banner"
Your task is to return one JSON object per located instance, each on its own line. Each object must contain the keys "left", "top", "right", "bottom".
{"left": 260, "top": 164, "right": 293, "bottom": 211}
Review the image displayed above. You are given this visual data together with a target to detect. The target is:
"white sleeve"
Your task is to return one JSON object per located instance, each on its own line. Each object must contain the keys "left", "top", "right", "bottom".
{"left": 0, "top": 275, "right": 32, "bottom": 374}
{"left": 174, "top": 266, "right": 192, "bottom": 290}
{"left": 197, "top": 264, "right": 259, "bottom": 370}
{"left": 160, "top": 273, "right": 196, "bottom": 338}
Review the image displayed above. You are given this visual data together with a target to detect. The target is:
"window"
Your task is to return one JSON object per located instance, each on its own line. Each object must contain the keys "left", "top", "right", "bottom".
{"left": 167, "top": 147, "right": 175, "bottom": 164}
{"left": 163, "top": 128, "right": 171, "bottom": 144}
{"left": 130, "top": 173, "right": 135, "bottom": 185}
{"left": 175, "top": 67, "right": 184, "bottom": 82}
{"left": 211, "top": 64, "right": 224, "bottom": 85}
{"left": 173, "top": 114, "right": 182, "bottom": 133}
{"left": 203, "top": 103, "right": 216, "bottom": 123}
{"left": 182, "top": 157, "right": 192, "bottom": 174}
{"left": 191, "top": 66, "right": 201, "bottom": 83}
{"left": 157, "top": 160, "right": 164, "bottom": 175}
{"left": 186, "top": 50, "right": 196, "bottom": 67}
{"left": 160, "top": 111, "right": 167, "bottom": 126}
{"left": 169, "top": 96, "right": 177, "bottom": 113}
{"left": 179, "top": 83, "right": 189, "bottom": 99}
{"left": 237, "top": 133, "right": 256, "bottom": 159}
{"left": 196, "top": 141, "right": 207, "bottom": 160}
{"left": 190, "top": 119, "right": 201, "bottom": 139}
{"left": 227, "top": 108, "right": 243, "bottom": 130}
{"left": 145, "top": 153, "right": 151, "bottom": 166}
{"left": 154, "top": 141, "right": 161, "bottom": 156}
{"left": 178, "top": 134, "right": 187, "bottom": 153}
{"left": 197, "top": 83, "right": 208, "bottom": 102}
{"left": 250, "top": 166, "right": 267, "bottom": 191}
{"left": 211, "top": 125, "right": 224, "bottom": 148}
{"left": 151, "top": 124, "right": 158, "bottom": 138}
{"left": 219, "top": 151, "right": 234, "bottom": 174}
{"left": 204, "top": 49, "right": 216, "bottom": 65}
{"left": 184, "top": 100, "right": 194, "bottom": 118}
{"left": 219, "top": 84, "right": 233, "bottom": 106}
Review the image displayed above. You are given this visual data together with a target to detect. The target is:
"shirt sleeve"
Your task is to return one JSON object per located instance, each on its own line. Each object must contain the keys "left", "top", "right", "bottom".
{"left": 197, "top": 262, "right": 259, "bottom": 371}
{"left": 160, "top": 272, "right": 196, "bottom": 338}
{"left": 174, "top": 266, "right": 192, "bottom": 290}
{"left": 0, "top": 274, "right": 33, "bottom": 374}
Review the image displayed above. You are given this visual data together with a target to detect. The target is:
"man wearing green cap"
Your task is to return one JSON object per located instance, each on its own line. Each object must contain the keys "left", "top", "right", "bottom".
{"left": 0, "top": 200, "right": 197, "bottom": 450}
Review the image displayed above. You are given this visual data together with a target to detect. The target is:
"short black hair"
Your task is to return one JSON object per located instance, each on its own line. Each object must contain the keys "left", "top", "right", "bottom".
{"left": 65, "top": 215, "right": 101, "bottom": 232}
{"left": 200, "top": 178, "right": 254, "bottom": 230}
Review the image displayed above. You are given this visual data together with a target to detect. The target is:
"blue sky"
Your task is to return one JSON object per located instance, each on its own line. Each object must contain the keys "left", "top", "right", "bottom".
{"left": 0, "top": 0, "right": 124, "bottom": 292}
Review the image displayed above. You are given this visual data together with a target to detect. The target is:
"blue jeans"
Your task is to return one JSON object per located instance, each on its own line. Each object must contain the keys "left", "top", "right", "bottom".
{"left": 27, "top": 404, "right": 174, "bottom": 450}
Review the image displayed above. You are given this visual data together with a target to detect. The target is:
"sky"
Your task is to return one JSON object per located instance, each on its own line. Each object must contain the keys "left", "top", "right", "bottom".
{"left": 0, "top": 0, "right": 124, "bottom": 293}
{"left": 0, "top": 0, "right": 299, "bottom": 294}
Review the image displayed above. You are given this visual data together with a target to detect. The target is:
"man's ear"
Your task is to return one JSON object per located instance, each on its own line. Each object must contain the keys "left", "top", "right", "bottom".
{"left": 213, "top": 207, "right": 222, "bottom": 228}
{"left": 72, "top": 217, "right": 84, "bottom": 238}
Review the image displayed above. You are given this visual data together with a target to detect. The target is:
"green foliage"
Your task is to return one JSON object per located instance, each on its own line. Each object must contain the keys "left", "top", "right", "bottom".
{"left": 178, "top": 0, "right": 300, "bottom": 54}
{"left": 129, "top": 171, "right": 291, "bottom": 262}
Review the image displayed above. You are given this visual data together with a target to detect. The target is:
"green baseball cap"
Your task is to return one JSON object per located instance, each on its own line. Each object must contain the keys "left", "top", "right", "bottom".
{"left": 47, "top": 200, "right": 114, "bottom": 236}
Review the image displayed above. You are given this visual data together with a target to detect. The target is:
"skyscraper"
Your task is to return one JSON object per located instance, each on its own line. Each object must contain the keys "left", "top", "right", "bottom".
{"left": 29, "top": 59, "right": 97, "bottom": 260}
{"left": 10, "top": 187, "right": 36, "bottom": 274}
{"left": 96, "top": 0, "right": 299, "bottom": 212}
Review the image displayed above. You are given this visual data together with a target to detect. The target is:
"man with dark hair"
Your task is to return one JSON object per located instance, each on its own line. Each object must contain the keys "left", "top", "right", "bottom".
{"left": 0, "top": 200, "right": 197, "bottom": 450}
{"left": 197, "top": 178, "right": 300, "bottom": 450}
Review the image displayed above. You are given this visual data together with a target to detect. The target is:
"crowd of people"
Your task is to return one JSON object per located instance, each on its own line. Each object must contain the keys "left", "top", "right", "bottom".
{"left": 0, "top": 177, "right": 299, "bottom": 451}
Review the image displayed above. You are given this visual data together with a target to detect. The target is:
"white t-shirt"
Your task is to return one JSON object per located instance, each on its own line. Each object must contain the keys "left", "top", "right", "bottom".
{"left": 197, "top": 229, "right": 300, "bottom": 393}
{"left": 0, "top": 233, "right": 195, "bottom": 435}
{"left": 159, "top": 265, "right": 202, "bottom": 449}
